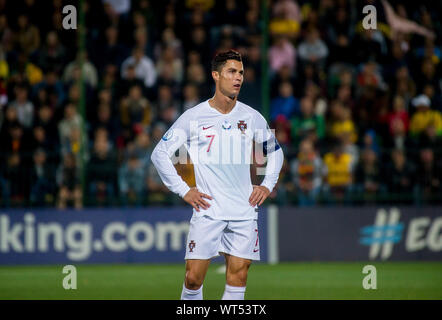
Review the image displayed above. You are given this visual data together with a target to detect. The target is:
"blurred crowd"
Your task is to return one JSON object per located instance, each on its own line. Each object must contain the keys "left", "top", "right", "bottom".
{"left": 0, "top": 0, "right": 441, "bottom": 208}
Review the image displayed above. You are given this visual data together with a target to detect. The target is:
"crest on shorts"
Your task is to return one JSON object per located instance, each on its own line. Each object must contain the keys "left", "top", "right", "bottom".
{"left": 237, "top": 120, "right": 247, "bottom": 133}
{"left": 188, "top": 240, "right": 196, "bottom": 252}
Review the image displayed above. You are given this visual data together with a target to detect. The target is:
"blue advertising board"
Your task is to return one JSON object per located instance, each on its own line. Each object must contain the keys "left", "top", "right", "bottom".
{"left": 0, "top": 208, "right": 269, "bottom": 265}
{"left": 278, "top": 206, "right": 442, "bottom": 261}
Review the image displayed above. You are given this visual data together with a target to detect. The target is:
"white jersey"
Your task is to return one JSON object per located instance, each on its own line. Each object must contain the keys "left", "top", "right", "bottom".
{"left": 151, "top": 99, "right": 283, "bottom": 220}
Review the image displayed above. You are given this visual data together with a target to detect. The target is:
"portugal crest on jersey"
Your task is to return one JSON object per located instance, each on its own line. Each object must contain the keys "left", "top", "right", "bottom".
{"left": 237, "top": 120, "right": 247, "bottom": 133}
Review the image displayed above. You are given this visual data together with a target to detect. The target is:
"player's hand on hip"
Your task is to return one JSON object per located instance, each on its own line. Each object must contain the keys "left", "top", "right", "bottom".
{"left": 249, "top": 185, "right": 270, "bottom": 207}
{"left": 183, "top": 187, "right": 212, "bottom": 212}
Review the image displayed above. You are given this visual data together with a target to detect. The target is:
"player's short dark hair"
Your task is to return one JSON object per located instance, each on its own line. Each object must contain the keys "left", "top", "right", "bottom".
{"left": 211, "top": 50, "right": 242, "bottom": 72}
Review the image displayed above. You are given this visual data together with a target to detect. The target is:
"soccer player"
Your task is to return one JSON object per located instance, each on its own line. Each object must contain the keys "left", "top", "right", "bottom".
{"left": 150, "top": 50, "right": 284, "bottom": 300}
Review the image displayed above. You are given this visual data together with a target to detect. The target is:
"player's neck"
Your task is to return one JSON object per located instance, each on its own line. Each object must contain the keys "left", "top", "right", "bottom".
{"left": 209, "top": 92, "right": 237, "bottom": 114}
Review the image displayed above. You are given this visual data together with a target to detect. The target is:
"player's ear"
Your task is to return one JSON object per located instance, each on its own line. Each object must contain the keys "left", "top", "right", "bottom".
{"left": 212, "top": 70, "right": 219, "bottom": 82}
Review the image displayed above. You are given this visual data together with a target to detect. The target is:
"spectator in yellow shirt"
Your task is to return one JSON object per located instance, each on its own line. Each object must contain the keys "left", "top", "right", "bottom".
{"left": 328, "top": 101, "right": 358, "bottom": 143}
{"left": 409, "top": 94, "right": 442, "bottom": 137}
{"left": 322, "top": 139, "right": 355, "bottom": 203}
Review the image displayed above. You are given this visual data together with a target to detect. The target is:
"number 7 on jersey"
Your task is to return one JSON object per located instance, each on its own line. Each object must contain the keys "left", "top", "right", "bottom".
{"left": 206, "top": 135, "right": 215, "bottom": 152}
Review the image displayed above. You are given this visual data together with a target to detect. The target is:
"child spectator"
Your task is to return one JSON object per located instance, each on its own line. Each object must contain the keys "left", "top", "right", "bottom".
{"left": 290, "top": 139, "right": 324, "bottom": 206}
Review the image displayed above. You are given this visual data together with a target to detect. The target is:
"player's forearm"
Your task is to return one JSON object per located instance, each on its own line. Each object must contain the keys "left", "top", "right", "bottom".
{"left": 150, "top": 145, "right": 190, "bottom": 198}
{"left": 260, "top": 148, "right": 284, "bottom": 193}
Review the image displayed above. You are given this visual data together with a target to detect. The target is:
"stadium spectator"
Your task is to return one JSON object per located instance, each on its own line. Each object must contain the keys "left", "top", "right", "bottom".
{"left": 290, "top": 96, "right": 325, "bottom": 144}
{"left": 304, "top": 82, "right": 327, "bottom": 117}
{"left": 384, "top": 113, "right": 412, "bottom": 155}
{"left": 116, "top": 63, "right": 145, "bottom": 99}
{"left": 34, "top": 104, "right": 58, "bottom": 147}
{"left": 153, "top": 84, "right": 180, "bottom": 118}
{"left": 351, "top": 29, "right": 384, "bottom": 63}
{"left": 103, "top": 0, "right": 131, "bottom": 20}
{"left": 185, "top": 53, "right": 208, "bottom": 98}
{"left": 63, "top": 51, "right": 98, "bottom": 89}
{"left": 4, "top": 152, "right": 27, "bottom": 205}
{"left": 56, "top": 153, "right": 82, "bottom": 209}
{"left": 2, "top": 121, "right": 31, "bottom": 162}
{"left": 409, "top": 94, "right": 442, "bottom": 138}
{"left": 290, "top": 138, "right": 324, "bottom": 206}
{"left": 118, "top": 153, "right": 145, "bottom": 206}
{"left": 33, "top": 70, "right": 67, "bottom": 109}
{"left": 38, "top": 31, "right": 66, "bottom": 74}
{"left": 392, "top": 66, "right": 416, "bottom": 108}
{"left": 270, "top": 64, "right": 296, "bottom": 98}
{"left": 119, "top": 84, "right": 152, "bottom": 130}
{"left": 322, "top": 139, "right": 355, "bottom": 204}
{"left": 356, "top": 61, "right": 386, "bottom": 92}
{"left": 93, "top": 25, "right": 128, "bottom": 73}
{"left": 156, "top": 45, "right": 183, "bottom": 84}
{"left": 361, "top": 129, "right": 380, "bottom": 156}
{"left": 182, "top": 83, "right": 200, "bottom": 111}
{"left": 184, "top": 26, "right": 211, "bottom": 68}
{"left": 146, "top": 161, "right": 172, "bottom": 205}
{"left": 298, "top": 28, "right": 329, "bottom": 69}
{"left": 132, "top": 130, "right": 153, "bottom": 169}
{"left": 354, "top": 148, "right": 382, "bottom": 204}
{"left": 154, "top": 28, "right": 183, "bottom": 61}
{"left": 384, "top": 148, "right": 417, "bottom": 204}
{"left": 16, "top": 14, "right": 40, "bottom": 57}
{"left": 0, "top": 14, "right": 13, "bottom": 54}
{"left": 29, "top": 148, "right": 56, "bottom": 206}
{"left": 341, "top": 129, "right": 359, "bottom": 171}
{"left": 270, "top": 81, "right": 299, "bottom": 121}
{"left": 91, "top": 102, "right": 119, "bottom": 144}
{"left": 270, "top": 0, "right": 301, "bottom": 39}
{"left": 31, "top": 124, "right": 59, "bottom": 168}
{"left": 121, "top": 46, "right": 157, "bottom": 88}
{"left": 244, "top": 3, "right": 261, "bottom": 35}
{"left": 268, "top": 35, "right": 296, "bottom": 74}
{"left": 328, "top": 101, "right": 358, "bottom": 144}
{"left": 58, "top": 103, "right": 83, "bottom": 154}
{"left": 86, "top": 128, "right": 117, "bottom": 206}
{"left": 415, "top": 147, "right": 442, "bottom": 204}
{"left": 9, "top": 84, "right": 34, "bottom": 129}
{"left": 272, "top": 114, "right": 291, "bottom": 154}
{"left": 387, "top": 95, "right": 409, "bottom": 135}
{"left": 416, "top": 58, "right": 440, "bottom": 95}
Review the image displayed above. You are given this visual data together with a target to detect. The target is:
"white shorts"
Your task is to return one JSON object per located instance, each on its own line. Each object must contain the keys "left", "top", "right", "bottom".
{"left": 184, "top": 215, "right": 260, "bottom": 261}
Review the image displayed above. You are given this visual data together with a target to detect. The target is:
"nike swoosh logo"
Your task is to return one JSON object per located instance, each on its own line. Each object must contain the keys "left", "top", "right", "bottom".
{"left": 253, "top": 249, "right": 259, "bottom": 253}
{"left": 202, "top": 125, "right": 214, "bottom": 130}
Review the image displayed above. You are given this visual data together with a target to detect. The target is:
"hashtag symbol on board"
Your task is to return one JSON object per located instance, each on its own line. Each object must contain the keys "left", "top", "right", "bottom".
{"left": 359, "top": 208, "right": 404, "bottom": 260}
